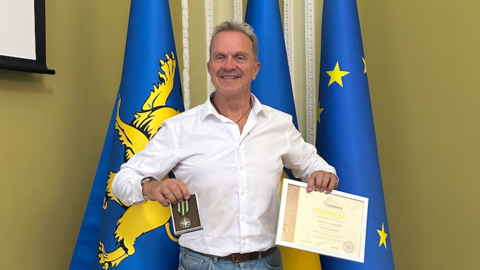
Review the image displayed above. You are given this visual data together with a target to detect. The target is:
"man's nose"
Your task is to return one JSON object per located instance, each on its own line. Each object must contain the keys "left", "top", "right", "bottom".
{"left": 223, "top": 56, "right": 236, "bottom": 70}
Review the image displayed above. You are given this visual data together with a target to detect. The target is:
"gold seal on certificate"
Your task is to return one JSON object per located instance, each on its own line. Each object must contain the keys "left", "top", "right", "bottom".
{"left": 276, "top": 179, "right": 369, "bottom": 263}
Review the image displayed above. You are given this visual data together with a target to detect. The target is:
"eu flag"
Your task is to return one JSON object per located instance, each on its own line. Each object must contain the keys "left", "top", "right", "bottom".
{"left": 69, "top": 0, "right": 184, "bottom": 269}
{"left": 245, "top": 1, "right": 321, "bottom": 269}
{"left": 316, "top": 0, "right": 395, "bottom": 269}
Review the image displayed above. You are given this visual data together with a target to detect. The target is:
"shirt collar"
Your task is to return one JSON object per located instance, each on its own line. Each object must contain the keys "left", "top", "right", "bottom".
{"left": 202, "top": 92, "right": 269, "bottom": 121}
{"left": 203, "top": 93, "right": 219, "bottom": 119}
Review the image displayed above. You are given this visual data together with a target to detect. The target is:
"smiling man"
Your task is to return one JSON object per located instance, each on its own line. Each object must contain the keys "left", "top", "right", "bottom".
{"left": 112, "top": 20, "right": 338, "bottom": 270}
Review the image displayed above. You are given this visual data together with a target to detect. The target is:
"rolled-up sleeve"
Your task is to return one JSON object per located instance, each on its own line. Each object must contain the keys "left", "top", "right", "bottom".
{"left": 111, "top": 122, "right": 179, "bottom": 205}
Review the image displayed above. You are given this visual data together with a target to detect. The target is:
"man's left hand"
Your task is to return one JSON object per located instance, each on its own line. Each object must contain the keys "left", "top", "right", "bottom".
{"left": 307, "top": 170, "right": 338, "bottom": 194}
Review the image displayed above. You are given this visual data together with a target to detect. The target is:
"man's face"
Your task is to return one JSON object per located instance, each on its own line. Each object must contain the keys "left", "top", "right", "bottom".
{"left": 207, "top": 31, "right": 260, "bottom": 97}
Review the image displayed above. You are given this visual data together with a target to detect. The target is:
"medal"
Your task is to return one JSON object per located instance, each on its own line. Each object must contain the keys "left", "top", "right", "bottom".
{"left": 178, "top": 199, "right": 191, "bottom": 229}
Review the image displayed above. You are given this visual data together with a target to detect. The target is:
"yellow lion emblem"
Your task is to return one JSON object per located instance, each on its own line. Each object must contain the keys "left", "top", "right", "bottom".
{"left": 98, "top": 52, "right": 181, "bottom": 270}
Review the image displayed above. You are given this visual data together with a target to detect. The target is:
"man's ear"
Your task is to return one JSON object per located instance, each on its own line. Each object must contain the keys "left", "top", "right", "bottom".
{"left": 252, "top": 61, "right": 261, "bottom": 80}
{"left": 207, "top": 61, "right": 212, "bottom": 76}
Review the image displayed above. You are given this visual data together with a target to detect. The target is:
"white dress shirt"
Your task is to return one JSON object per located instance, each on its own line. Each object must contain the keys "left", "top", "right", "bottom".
{"left": 112, "top": 94, "right": 337, "bottom": 256}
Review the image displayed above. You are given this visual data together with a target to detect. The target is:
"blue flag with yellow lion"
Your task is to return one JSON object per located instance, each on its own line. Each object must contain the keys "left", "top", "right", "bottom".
{"left": 70, "top": 0, "right": 184, "bottom": 269}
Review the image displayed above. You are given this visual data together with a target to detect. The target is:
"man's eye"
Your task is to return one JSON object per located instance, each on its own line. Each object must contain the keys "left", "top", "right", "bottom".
{"left": 236, "top": 56, "right": 246, "bottom": 61}
{"left": 216, "top": 55, "right": 225, "bottom": 60}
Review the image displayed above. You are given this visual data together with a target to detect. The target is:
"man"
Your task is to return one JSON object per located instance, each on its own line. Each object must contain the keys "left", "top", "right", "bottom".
{"left": 112, "top": 21, "right": 338, "bottom": 270}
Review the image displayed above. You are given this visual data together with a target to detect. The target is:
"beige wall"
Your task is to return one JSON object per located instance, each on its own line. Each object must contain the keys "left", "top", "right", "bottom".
{"left": 1, "top": 0, "right": 479, "bottom": 269}
{"left": 360, "top": 1, "right": 480, "bottom": 269}
{"left": 0, "top": 1, "right": 129, "bottom": 269}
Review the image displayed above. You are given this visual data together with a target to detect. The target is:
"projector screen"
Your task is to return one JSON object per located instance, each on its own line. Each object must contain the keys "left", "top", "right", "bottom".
{"left": 0, "top": 0, "right": 55, "bottom": 74}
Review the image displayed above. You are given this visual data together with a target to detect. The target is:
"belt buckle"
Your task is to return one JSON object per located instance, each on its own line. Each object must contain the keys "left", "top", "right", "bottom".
{"left": 231, "top": 253, "right": 249, "bottom": 263}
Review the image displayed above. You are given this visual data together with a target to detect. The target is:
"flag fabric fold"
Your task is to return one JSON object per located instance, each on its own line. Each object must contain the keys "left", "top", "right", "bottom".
{"left": 245, "top": 1, "right": 321, "bottom": 269}
{"left": 245, "top": 0, "right": 298, "bottom": 128}
{"left": 316, "top": 0, "right": 395, "bottom": 269}
{"left": 70, "top": 0, "right": 184, "bottom": 269}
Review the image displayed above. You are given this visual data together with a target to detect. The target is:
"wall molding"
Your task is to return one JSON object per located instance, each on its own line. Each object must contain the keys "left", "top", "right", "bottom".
{"left": 305, "top": 0, "right": 316, "bottom": 144}
{"left": 234, "top": 0, "right": 243, "bottom": 22}
{"left": 205, "top": 0, "right": 214, "bottom": 95}
{"left": 284, "top": 0, "right": 294, "bottom": 84}
{"left": 182, "top": 0, "right": 190, "bottom": 110}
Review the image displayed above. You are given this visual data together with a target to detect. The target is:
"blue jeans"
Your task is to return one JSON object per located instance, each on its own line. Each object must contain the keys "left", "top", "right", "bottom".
{"left": 178, "top": 246, "right": 284, "bottom": 270}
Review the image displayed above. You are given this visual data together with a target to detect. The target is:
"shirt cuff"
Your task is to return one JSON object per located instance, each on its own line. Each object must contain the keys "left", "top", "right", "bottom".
{"left": 140, "top": 176, "right": 160, "bottom": 201}
{"left": 131, "top": 175, "right": 160, "bottom": 203}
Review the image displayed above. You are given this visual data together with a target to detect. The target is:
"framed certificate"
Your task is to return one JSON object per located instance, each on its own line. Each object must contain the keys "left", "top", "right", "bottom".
{"left": 276, "top": 179, "right": 369, "bottom": 263}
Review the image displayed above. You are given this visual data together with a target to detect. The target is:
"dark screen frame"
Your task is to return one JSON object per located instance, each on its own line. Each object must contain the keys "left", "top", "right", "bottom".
{"left": 0, "top": 0, "right": 55, "bottom": 75}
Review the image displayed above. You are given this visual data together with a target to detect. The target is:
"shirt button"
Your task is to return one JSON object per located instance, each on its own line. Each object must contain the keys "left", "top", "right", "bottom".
{"left": 241, "top": 191, "right": 245, "bottom": 195}
{"left": 242, "top": 216, "right": 246, "bottom": 221}
{"left": 240, "top": 166, "right": 244, "bottom": 170}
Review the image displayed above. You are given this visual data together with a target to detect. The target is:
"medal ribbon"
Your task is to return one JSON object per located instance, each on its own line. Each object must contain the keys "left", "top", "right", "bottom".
{"left": 178, "top": 199, "right": 189, "bottom": 216}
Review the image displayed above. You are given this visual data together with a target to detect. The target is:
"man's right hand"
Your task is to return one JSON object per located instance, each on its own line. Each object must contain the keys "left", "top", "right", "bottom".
{"left": 142, "top": 178, "right": 190, "bottom": 207}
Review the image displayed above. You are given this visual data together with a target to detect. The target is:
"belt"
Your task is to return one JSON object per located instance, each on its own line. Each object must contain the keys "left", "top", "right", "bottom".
{"left": 185, "top": 246, "right": 276, "bottom": 263}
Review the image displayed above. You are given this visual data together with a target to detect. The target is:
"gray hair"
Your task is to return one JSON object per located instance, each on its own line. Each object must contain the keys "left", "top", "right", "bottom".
{"left": 209, "top": 20, "right": 259, "bottom": 61}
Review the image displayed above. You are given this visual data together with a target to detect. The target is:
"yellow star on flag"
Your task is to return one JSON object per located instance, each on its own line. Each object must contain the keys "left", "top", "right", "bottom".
{"left": 326, "top": 62, "right": 350, "bottom": 87}
{"left": 377, "top": 223, "right": 388, "bottom": 249}
{"left": 317, "top": 107, "right": 324, "bottom": 123}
